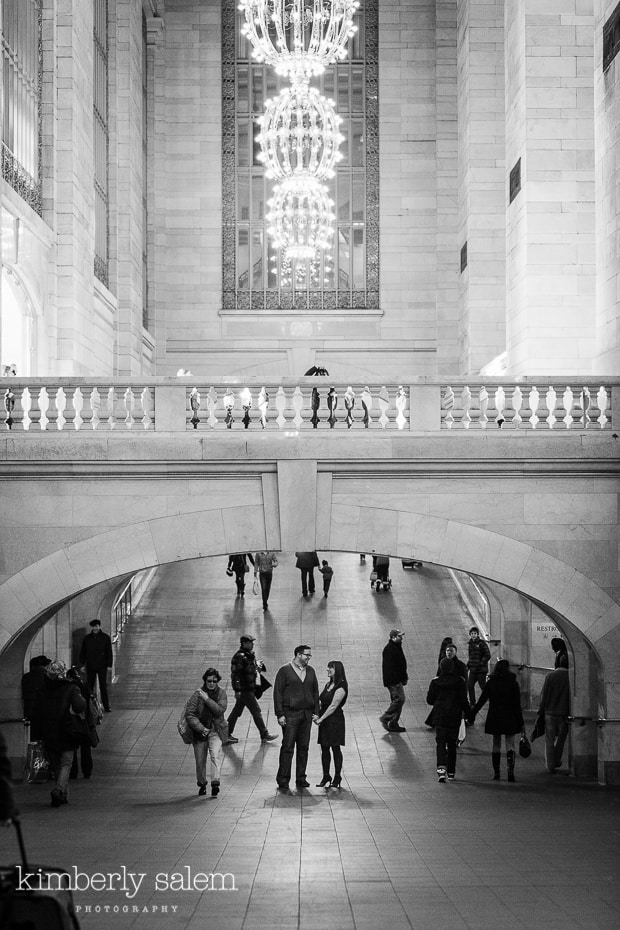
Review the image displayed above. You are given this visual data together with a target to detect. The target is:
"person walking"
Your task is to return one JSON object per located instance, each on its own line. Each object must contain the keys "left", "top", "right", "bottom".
{"left": 379, "top": 629, "right": 408, "bottom": 733}
{"left": 254, "top": 550, "right": 278, "bottom": 611}
{"left": 466, "top": 626, "right": 491, "bottom": 707}
{"left": 470, "top": 659, "right": 525, "bottom": 782}
{"left": 226, "top": 635, "right": 278, "bottom": 745}
{"left": 551, "top": 637, "right": 568, "bottom": 669}
{"left": 273, "top": 645, "right": 320, "bottom": 791}
{"left": 538, "top": 653, "right": 570, "bottom": 773}
{"left": 185, "top": 668, "right": 227, "bottom": 797}
{"left": 319, "top": 559, "right": 334, "bottom": 597}
{"left": 295, "top": 551, "right": 320, "bottom": 597}
{"left": 314, "top": 660, "right": 348, "bottom": 789}
{"left": 426, "top": 658, "right": 470, "bottom": 782}
{"left": 31, "top": 659, "right": 87, "bottom": 807}
{"left": 67, "top": 666, "right": 96, "bottom": 781}
{"left": 227, "top": 552, "right": 254, "bottom": 597}
{"left": 79, "top": 619, "right": 113, "bottom": 712}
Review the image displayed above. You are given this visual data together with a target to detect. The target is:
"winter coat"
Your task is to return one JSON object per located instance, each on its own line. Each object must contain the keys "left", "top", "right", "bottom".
{"left": 472, "top": 671, "right": 524, "bottom": 736}
{"left": 295, "top": 551, "right": 320, "bottom": 570}
{"left": 438, "top": 656, "right": 467, "bottom": 679}
{"left": 231, "top": 647, "right": 263, "bottom": 692}
{"left": 228, "top": 553, "right": 254, "bottom": 573}
{"left": 79, "top": 630, "right": 113, "bottom": 671}
{"left": 426, "top": 673, "right": 470, "bottom": 728}
{"left": 467, "top": 637, "right": 491, "bottom": 672}
{"left": 254, "top": 551, "right": 278, "bottom": 573}
{"left": 382, "top": 640, "right": 408, "bottom": 687}
{"left": 31, "top": 677, "right": 87, "bottom": 752}
{"left": 185, "top": 686, "right": 227, "bottom": 741}
{"left": 539, "top": 668, "right": 570, "bottom": 717}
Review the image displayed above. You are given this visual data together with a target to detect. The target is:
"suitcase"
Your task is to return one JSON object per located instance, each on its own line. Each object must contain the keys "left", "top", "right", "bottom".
{"left": 0, "top": 817, "right": 81, "bottom": 929}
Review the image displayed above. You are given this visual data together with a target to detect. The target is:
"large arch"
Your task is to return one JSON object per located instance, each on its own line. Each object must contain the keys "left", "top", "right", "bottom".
{"left": 1, "top": 506, "right": 619, "bottom": 780}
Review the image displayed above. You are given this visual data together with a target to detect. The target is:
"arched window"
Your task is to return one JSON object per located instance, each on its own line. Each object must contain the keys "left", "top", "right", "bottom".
{"left": 1, "top": 269, "right": 34, "bottom": 376}
{"left": 222, "top": 0, "right": 378, "bottom": 312}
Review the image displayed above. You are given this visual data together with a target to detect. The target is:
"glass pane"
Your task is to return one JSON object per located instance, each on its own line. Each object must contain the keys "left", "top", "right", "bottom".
{"left": 237, "top": 123, "right": 249, "bottom": 167}
{"left": 351, "top": 120, "right": 364, "bottom": 168}
{"left": 338, "top": 228, "right": 351, "bottom": 290}
{"left": 337, "top": 174, "right": 350, "bottom": 223}
{"left": 251, "top": 174, "right": 264, "bottom": 221}
{"left": 322, "top": 71, "right": 335, "bottom": 99}
{"left": 352, "top": 228, "right": 365, "bottom": 289}
{"left": 237, "top": 228, "right": 250, "bottom": 289}
{"left": 252, "top": 230, "right": 264, "bottom": 288}
{"left": 337, "top": 69, "right": 350, "bottom": 112}
{"left": 267, "top": 237, "right": 278, "bottom": 289}
{"left": 237, "top": 65, "right": 249, "bottom": 113}
{"left": 352, "top": 176, "right": 365, "bottom": 223}
{"left": 238, "top": 175, "right": 250, "bottom": 221}
{"left": 252, "top": 120, "right": 262, "bottom": 166}
{"left": 251, "top": 66, "right": 263, "bottom": 113}
{"left": 351, "top": 65, "right": 364, "bottom": 112}
{"left": 339, "top": 122, "right": 350, "bottom": 167}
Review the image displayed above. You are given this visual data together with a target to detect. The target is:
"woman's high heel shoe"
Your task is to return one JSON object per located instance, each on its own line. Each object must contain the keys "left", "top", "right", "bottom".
{"left": 331, "top": 775, "right": 342, "bottom": 789}
{"left": 316, "top": 775, "right": 332, "bottom": 788}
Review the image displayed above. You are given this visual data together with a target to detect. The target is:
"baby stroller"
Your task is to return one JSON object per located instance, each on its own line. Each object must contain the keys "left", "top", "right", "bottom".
{"left": 371, "top": 555, "right": 392, "bottom": 591}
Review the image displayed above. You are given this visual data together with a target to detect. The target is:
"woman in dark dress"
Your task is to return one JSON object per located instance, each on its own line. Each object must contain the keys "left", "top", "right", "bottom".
{"left": 470, "top": 659, "right": 525, "bottom": 783}
{"left": 314, "top": 660, "right": 348, "bottom": 789}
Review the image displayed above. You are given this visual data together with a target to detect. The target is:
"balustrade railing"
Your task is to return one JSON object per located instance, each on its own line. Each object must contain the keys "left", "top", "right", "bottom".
{"left": 0, "top": 378, "right": 615, "bottom": 433}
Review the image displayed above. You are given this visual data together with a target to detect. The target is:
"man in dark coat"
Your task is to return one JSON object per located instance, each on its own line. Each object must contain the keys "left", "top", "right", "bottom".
{"left": 226, "top": 635, "right": 277, "bottom": 745}
{"left": 466, "top": 626, "right": 491, "bottom": 705}
{"left": 538, "top": 653, "right": 570, "bottom": 773}
{"left": 295, "top": 551, "right": 320, "bottom": 596}
{"left": 273, "top": 645, "right": 320, "bottom": 790}
{"left": 79, "top": 619, "right": 113, "bottom": 712}
{"left": 380, "top": 629, "right": 408, "bottom": 732}
{"left": 426, "top": 658, "right": 471, "bottom": 781}
{"left": 21, "top": 654, "right": 50, "bottom": 720}
{"left": 444, "top": 644, "right": 467, "bottom": 679}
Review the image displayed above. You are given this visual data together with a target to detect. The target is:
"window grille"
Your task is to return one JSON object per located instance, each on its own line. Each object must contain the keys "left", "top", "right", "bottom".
{"left": 1, "top": 0, "right": 42, "bottom": 214}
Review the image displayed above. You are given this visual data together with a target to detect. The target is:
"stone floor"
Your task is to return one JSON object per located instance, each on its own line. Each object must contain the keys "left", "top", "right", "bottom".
{"left": 3, "top": 554, "right": 620, "bottom": 930}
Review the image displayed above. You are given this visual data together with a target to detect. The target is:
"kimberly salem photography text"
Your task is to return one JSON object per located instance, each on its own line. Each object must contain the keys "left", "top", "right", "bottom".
{"left": 13, "top": 865, "right": 237, "bottom": 898}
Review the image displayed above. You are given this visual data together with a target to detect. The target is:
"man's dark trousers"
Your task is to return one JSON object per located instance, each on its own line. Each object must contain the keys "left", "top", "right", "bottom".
{"left": 87, "top": 667, "right": 110, "bottom": 711}
{"left": 277, "top": 711, "right": 312, "bottom": 785}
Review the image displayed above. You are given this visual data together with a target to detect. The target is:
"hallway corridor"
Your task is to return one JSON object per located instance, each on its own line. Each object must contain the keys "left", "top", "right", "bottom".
{"left": 3, "top": 554, "right": 620, "bottom": 930}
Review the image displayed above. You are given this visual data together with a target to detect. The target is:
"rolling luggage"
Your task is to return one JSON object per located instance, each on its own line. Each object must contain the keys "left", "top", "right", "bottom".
{"left": 0, "top": 816, "right": 80, "bottom": 929}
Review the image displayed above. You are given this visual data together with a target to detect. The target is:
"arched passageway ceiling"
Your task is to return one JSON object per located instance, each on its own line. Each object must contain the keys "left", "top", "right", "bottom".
{"left": 1, "top": 503, "right": 619, "bottom": 688}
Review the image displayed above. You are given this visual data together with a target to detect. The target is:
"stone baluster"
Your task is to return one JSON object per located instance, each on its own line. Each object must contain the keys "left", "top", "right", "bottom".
{"left": 50, "top": 387, "right": 65, "bottom": 430}
{"left": 189, "top": 387, "right": 201, "bottom": 430}
{"left": 141, "top": 387, "right": 153, "bottom": 430}
{"left": 90, "top": 387, "right": 101, "bottom": 431}
{"left": 478, "top": 385, "right": 489, "bottom": 429}
{"left": 72, "top": 386, "right": 84, "bottom": 430}
{"left": 587, "top": 387, "right": 600, "bottom": 428}
{"left": 361, "top": 386, "right": 372, "bottom": 428}
{"left": 597, "top": 386, "right": 609, "bottom": 429}
{"left": 567, "top": 386, "right": 583, "bottom": 430}
{"left": 103, "top": 387, "right": 116, "bottom": 429}
{"left": 460, "top": 385, "right": 472, "bottom": 430}
{"left": 292, "top": 386, "right": 304, "bottom": 429}
{"left": 378, "top": 386, "right": 389, "bottom": 429}
{"left": 206, "top": 387, "right": 218, "bottom": 428}
{"left": 79, "top": 386, "right": 94, "bottom": 430}
{"left": 27, "top": 386, "right": 43, "bottom": 431}
{"left": 124, "top": 388, "right": 135, "bottom": 429}
{"left": 441, "top": 386, "right": 455, "bottom": 429}
{"left": 533, "top": 386, "right": 549, "bottom": 430}
{"left": 62, "top": 386, "right": 76, "bottom": 430}
{"left": 486, "top": 385, "right": 500, "bottom": 428}
{"left": 553, "top": 386, "right": 568, "bottom": 430}
{"left": 517, "top": 385, "right": 533, "bottom": 429}
{"left": 275, "top": 386, "right": 287, "bottom": 428}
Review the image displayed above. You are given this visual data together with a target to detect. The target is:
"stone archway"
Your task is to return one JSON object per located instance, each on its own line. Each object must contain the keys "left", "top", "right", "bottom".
{"left": 1, "top": 506, "right": 619, "bottom": 780}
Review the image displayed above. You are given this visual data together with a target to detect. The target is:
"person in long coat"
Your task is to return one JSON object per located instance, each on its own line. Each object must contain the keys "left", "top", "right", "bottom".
{"left": 426, "top": 658, "right": 470, "bottom": 781}
{"left": 470, "top": 659, "right": 525, "bottom": 782}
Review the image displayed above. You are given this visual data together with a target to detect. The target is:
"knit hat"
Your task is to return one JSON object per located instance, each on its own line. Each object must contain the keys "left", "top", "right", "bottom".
{"left": 439, "top": 658, "right": 454, "bottom": 674}
{"left": 45, "top": 659, "right": 67, "bottom": 679}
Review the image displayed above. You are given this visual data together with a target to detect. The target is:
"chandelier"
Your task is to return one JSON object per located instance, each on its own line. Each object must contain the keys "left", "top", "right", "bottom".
{"left": 266, "top": 175, "right": 335, "bottom": 259}
{"left": 239, "top": 1, "right": 360, "bottom": 83}
{"left": 256, "top": 84, "right": 344, "bottom": 180}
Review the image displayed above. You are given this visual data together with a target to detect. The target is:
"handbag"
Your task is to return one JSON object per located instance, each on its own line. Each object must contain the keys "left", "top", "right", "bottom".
{"left": 253, "top": 578, "right": 260, "bottom": 596}
{"left": 531, "top": 713, "right": 545, "bottom": 741}
{"left": 62, "top": 707, "right": 91, "bottom": 748}
{"left": 226, "top": 567, "right": 233, "bottom": 577}
{"left": 23, "top": 741, "right": 50, "bottom": 783}
{"left": 457, "top": 718, "right": 466, "bottom": 746}
{"left": 519, "top": 734, "right": 532, "bottom": 758}
{"left": 254, "top": 674, "right": 272, "bottom": 700}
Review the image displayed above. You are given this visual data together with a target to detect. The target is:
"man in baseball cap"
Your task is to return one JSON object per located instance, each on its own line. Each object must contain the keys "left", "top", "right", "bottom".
{"left": 380, "top": 629, "right": 408, "bottom": 732}
{"left": 226, "top": 635, "right": 278, "bottom": 745}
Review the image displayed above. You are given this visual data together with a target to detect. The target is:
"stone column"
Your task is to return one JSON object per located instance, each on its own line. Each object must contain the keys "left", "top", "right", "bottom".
{"left": 594, "top": 0, "right": 620, "bottom": 374}
{"left": 109, "top": 0, "right": 149, "bottom": 375}
{"left": 457, "top": 0, "right": 506, "bottom": 375}
{"left": 55, "top": 0, "right": 114, "bottom": 374}
{"left": 505, "top": 0, "right": 596, "bottom": 376}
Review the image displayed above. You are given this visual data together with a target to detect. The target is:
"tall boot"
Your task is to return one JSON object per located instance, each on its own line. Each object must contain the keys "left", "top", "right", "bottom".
{"left": 507, "top": 749, "right": 516, "bottom": 782}
{"left": 492, "top": 751, "right": 501, "bottom": 780}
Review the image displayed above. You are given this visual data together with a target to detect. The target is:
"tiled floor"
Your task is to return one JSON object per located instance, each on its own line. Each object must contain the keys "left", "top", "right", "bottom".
{"left": 3, "top": 554, "right": 620, "bottom": 930}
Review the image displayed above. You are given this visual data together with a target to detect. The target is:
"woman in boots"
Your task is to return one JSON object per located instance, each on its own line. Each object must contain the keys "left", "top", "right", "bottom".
{"left": 470, "top": 659, "right": 525, "bottom": 782}
{"left": 314, "top": 661, "right": 348, "bottom": 789}
{"left": 185, "top": 668, "right": 227, "bottom": 798}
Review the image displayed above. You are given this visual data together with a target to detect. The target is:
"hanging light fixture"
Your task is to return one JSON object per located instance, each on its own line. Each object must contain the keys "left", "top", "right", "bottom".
{"left": 267, "top": 175, "right": 335, "bottom": 260}
{"left": 257, "top": 84, "right": 344, "bottom": 181}
{"left": 239, "top": 0, "right": 360, "bottom": 84}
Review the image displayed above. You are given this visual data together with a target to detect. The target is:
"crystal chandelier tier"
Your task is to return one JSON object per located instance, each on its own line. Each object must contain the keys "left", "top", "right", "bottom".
{"left": 239, "top": 0, "right": 360, "bottom": 83}
{"left": 266, "top": 175, "right": 335, "bottom": 259}
{"left": 256, "top": 84, "right": 344, "bottom": 181}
